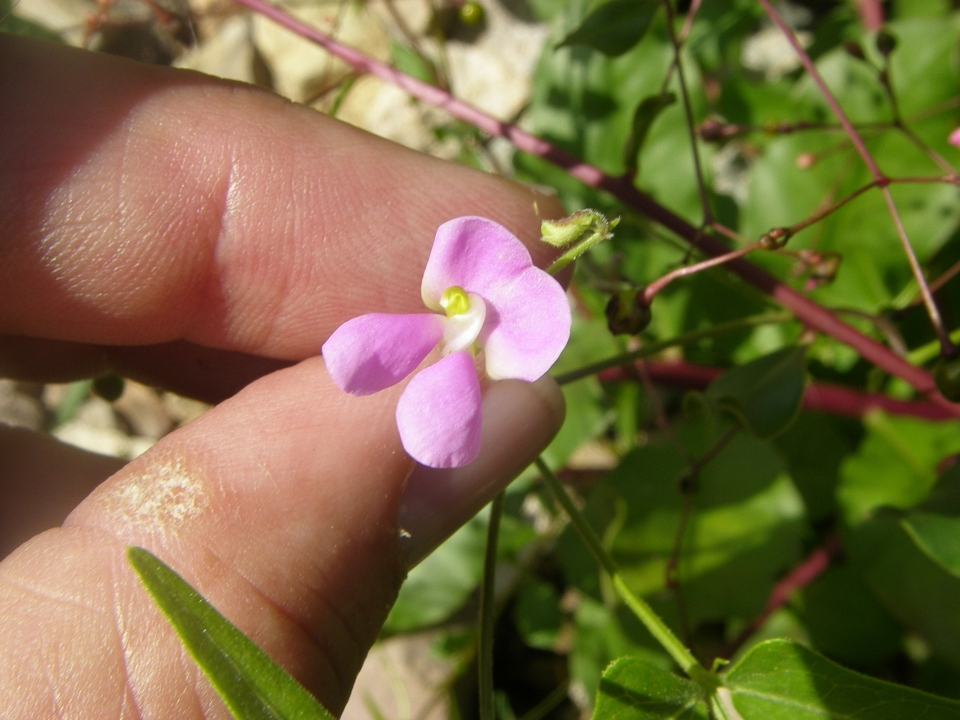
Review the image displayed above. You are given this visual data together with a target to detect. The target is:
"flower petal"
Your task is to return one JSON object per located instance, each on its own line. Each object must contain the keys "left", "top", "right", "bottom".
{"left": 421, "top": 216, "right": 571, "bottom": 381}
{"left": 396, "top": 351, "right": 482, "bottom": 468}
{"left": 421, "top": 217, "right": 537, "bottom": 309}
{"left": 481, "top": 271, "right": 571, "bottom": 381}
{"left": 322, "top": 313, "right": 444, "bottom": 395}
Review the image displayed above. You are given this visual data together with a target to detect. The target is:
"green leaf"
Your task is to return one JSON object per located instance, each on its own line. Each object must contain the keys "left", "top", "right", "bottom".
{"left": 557, "top": 0, "right": 659, "bottom": 57}
{"left": 570, "top": 597, "right": 669, "bottom": 705}
{"left": 513, "top": 578, "right": 563, "bottom": 650}
{"left": 838, "top": 412, "right": 960, "bottom": 524}
{"left": 0, "top": 0, "right": 63, "bottom": 42}
{"left": 726, "top": 639, "right": 960, "bottom": 719}
{"left": 389, "top": 41, "right": 438, "bottom": 86}
{"left": 704, "top": 346, "right": 807, "bottom": 439}
{"left": 623, "top": 92, "right": 676, "bottom": 174}
{"left": 799, "top": 565, "right": 903, "bottom": 668}
{"left": 127, "top": 547, "right": 334, "bottom": 720}
{"left": 383, "top": 514, "right": 487, "bottom": 634}
{"left": 902, "top": 512, "right": 960, "bottom": 579}
{"left": 849, "top": 516, "right": 960, "bottom": 674}
{"left": 592, "top": 657, "right": 704, "bottom": 720}
{"left": 902, "top": 463, "right": 960, "bottom": 577}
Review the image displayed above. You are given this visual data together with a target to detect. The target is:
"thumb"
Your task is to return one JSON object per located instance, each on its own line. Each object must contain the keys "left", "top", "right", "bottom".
{"left": 0, "top": 357, "right": 563, "bottom": 717}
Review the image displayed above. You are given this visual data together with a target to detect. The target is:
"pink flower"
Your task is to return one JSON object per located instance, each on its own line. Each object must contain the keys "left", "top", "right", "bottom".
{"left": 321, "top": 217, "right": 571, "bottom": 468}
{"left": 950, "top": 127, "right": 960, "bottom": 148}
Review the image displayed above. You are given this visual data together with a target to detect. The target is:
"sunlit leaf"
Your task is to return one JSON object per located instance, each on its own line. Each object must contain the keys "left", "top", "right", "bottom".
{"left": 838, "top": 412, "right": 960, "bottom": 524}
{"left": 726, "top": 639, "right": 960, "bottom": 719}
{"left": 592, "top": 657, "right": 705, "bottom": 719}
{"left": 127, "top": 547, "right": 335, "bottom": 720}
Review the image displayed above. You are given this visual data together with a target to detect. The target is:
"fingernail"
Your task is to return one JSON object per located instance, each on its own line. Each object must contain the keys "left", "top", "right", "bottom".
{"left": 397, "top": 375, "right": 565, "bottom": 567}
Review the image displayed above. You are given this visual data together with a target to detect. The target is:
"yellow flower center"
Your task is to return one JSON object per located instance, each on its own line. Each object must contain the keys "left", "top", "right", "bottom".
{"left": 441, "top": 286, "right": 471, "bottom": 317}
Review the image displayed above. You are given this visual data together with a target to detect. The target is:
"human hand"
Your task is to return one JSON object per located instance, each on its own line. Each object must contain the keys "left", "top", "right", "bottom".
{"left": 0, "top": 34, "right": 566, "bottom": 717}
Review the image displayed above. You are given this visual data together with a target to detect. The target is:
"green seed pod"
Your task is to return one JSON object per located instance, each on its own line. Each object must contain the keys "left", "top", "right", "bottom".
{"left": 934, "top": 355, "right": 960, "bottom": 403}
{"left": 459, "top": 1, "right": 484, "bottom": 26}
{"left": 605, "top": 290, "right": 651, "bottom": 336}
{"left": 93, "top": 373, "right": 125, "bottom": 402}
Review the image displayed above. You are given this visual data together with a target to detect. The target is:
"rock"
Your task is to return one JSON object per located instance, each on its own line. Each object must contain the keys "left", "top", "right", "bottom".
{"left": 341, "top": 633, "right": 451, "bottom": 720}
{"left": 0, "top": 380, "right": 45, "bottom": 431}
{"left": 174, "top": 14, "right": 256, "bottom": 83}
{"left": 112, "top": 380, "right": 173, "bottom": 439}
{"left": 252, "top": 0, "right": 389, "bottom": 103}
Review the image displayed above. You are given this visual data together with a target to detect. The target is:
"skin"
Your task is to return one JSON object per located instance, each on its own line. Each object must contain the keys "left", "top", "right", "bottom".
{"left": 0, "top": 34, "right": 567, "bottom": 718}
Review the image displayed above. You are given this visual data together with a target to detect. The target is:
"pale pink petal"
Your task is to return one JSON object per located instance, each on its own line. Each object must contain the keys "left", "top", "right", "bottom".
{"left": 396, "top": 351, "right": 482, "bottom": 468}
{"left": 322, "top": 313, "right": 444, "bottom": 395}
{"left": 421, "top": 217, "right": 537, "bottom": 309}
{"left": 481, "top": 273, "right": 571, "bottom": 381}
{"left": 950, "top": 127, "right": 960, "bottom": 148}
{"left": 420, "top": 216, "right": 571, "bottom": 381}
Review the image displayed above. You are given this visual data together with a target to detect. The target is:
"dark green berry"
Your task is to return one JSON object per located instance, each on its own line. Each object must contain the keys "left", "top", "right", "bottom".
{"left": 875, "top": 29, "right": 897, "bottom": 57}
{"left": 935, "top": 355, "right": 960, "bottom": 402}
{"left": 605, "top": 290, "right": 651, "bottom": 336}
{"left": 93, "top": 373, "right": 125, "bottom": 402}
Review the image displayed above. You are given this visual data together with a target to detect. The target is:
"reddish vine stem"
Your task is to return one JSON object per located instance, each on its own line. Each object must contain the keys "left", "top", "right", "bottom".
{"left": 677, "top": 0, "right": 702, "bottom": 45}
{"left": 236, "top": 0, "right": 960, "bottom": 413}
{"left": 599, "top": 360, "right": 955, "bottom": 421}
{"left": 855, "top": 0, "right": 883, "bottom": 30}
{"left": 726, "top": 536, "right": 841, "bottom": 656}
{"left": 757, "top": 0, "right": 956, "bottom": 358}
{"left": 643, "top": 243, "right": 761, "bottom": 304}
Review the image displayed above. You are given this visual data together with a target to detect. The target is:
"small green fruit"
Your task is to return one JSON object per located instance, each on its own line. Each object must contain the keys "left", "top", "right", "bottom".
{"left": 459, "top": 1, "right": 484, "bottom": 26}
{"left": 875, "top": 29, "right": 897, "bottom": 57}
{"left": 93, "top": 373, "right": 126, "bottom": 402}
{"left": 934, "top": 355, "right": 960, "bottom": 402}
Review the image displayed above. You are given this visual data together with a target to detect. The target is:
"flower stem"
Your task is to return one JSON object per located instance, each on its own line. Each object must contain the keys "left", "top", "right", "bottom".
{"left": 478, "top": 491, "right": 503, "bottom": 720}
{"left": 534, "top": 457, "right": 707, "bottom": 679}
{"left": 553, "top": 311, "right": 792, "bottom": 386}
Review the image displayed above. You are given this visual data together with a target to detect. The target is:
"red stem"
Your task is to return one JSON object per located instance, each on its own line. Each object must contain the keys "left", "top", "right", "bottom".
{"left": 236, "top": 0, "right": 960, "bottom": 414}
{"left": 855, "top": 0, "right": 884, "bottom": 31}
{"left": 758, "top": 0, "right": 955, "bottom": 358}
{"left": 599, "top": 360, "right": 955, "bottom": 421}
{"left": 728, "top": 537, "right": 841, "bottom": 653}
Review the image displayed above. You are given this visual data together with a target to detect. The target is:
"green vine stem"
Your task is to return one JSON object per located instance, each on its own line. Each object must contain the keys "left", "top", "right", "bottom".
{"left": 553, "top": 310, "right": 792, "bottom": 385}
{"left": 534, "top": 457, "right": 716, "bottom": 690}
{"left": 478, "top": 491, "right": 504, "bottom": 720}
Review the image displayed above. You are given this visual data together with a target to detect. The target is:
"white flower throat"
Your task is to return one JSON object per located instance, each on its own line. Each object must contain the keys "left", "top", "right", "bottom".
{"left": 439, "top": 286, "right": 486, "bottom": 356}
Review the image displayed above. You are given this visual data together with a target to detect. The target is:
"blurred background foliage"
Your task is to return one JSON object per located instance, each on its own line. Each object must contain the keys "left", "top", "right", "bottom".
{"left": 7, "top": 0, "right": 960, "bottom": 717}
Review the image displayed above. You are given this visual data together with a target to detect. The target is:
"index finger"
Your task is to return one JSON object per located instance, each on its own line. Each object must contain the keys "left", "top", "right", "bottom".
{"left": 0, "top": 34, "right": 562, "bottom": 360}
